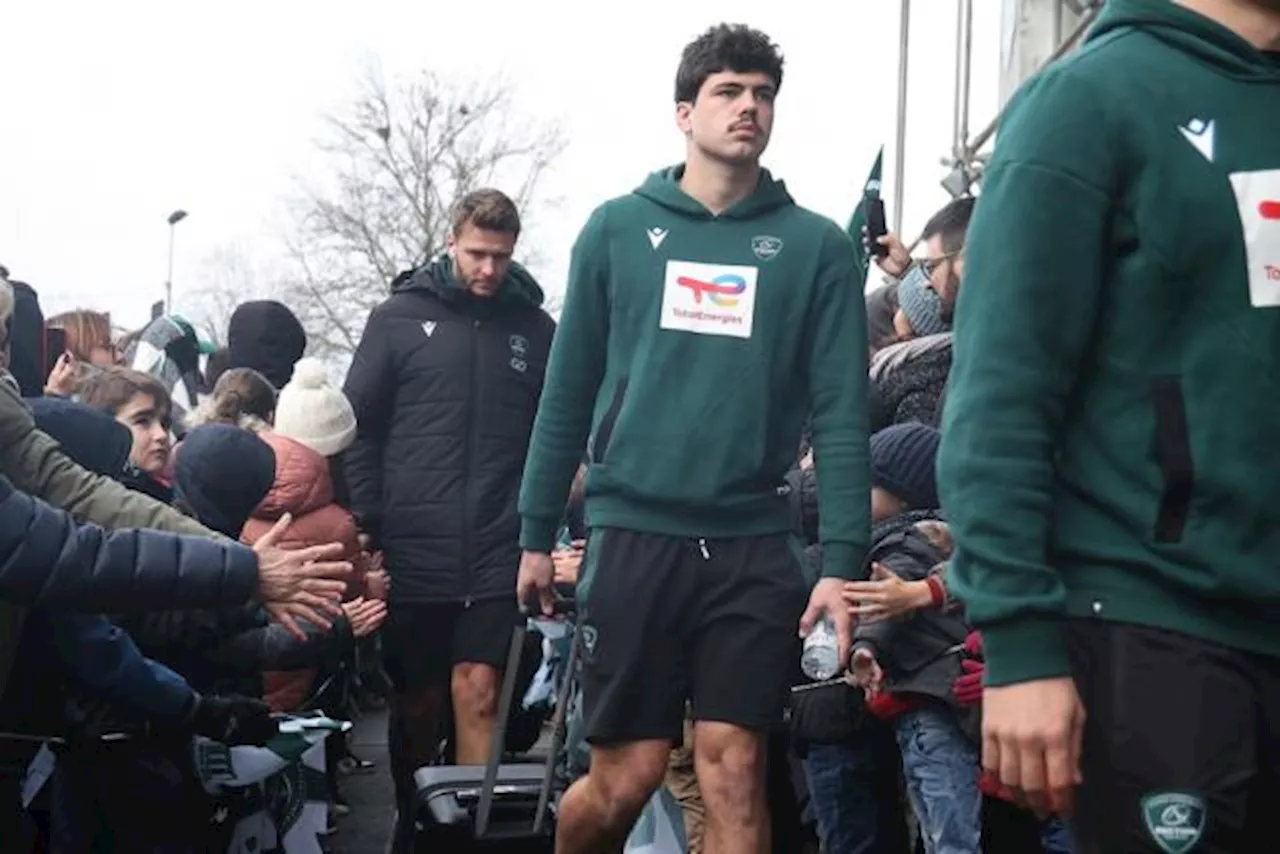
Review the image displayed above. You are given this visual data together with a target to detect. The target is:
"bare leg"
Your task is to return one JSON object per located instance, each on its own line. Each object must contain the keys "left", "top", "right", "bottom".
{"left": 451, "top": 662, "right": 500, "bottom": 765}
{"left": 694, "top": 721, "right": 770, "bottom": 854}
{"left": 555, "top": 740, "right": 671, "bottom": 854}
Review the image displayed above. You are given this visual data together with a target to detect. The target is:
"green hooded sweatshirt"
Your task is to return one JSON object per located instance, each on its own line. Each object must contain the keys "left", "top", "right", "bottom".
{"left": 518, "top": 166, "right": 871, "bottom": 580}
{"left": 938, "top": 0, "right": 1280, "bottom": 686}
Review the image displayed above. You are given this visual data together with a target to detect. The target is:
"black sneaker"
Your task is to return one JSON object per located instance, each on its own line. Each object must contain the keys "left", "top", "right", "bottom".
{"left": 338, "top": 754, "right": 377, "bottom": 775}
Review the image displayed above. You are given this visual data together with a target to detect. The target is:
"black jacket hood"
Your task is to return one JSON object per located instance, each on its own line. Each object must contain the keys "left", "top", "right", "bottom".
{"left": 391, "top": 254, "right": 545, "bottom": 311}
{"left": 227, "top": 300, "right": 307, "bottom": 390}
{"left": 30, "top": 397, "right": 131, "bottom": 478}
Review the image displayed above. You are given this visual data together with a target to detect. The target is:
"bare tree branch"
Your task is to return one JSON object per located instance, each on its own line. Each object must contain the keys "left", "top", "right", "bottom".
{"left": 277, "top": 68, "right": 565, "bottom": 360}
{"left": 185, "top": 243, "right": 278, "bottom": 346}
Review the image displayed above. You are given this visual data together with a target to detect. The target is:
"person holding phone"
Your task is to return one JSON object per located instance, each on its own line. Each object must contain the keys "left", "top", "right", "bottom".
{"left": 43, "top": 328, "right": 77, "bottom": 398}
{"left": 42, "top": 310, "right": 124, "bottom": 398}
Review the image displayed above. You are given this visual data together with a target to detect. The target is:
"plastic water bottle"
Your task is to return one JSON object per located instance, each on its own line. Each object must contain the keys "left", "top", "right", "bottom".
{"left": 801, "top": 616, "right": 840, "bottom": 681}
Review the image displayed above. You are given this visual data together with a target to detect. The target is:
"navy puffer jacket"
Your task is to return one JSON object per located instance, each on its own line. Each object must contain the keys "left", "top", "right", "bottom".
{"left": 0, "top": 475, "right": 258, "bottom": 610}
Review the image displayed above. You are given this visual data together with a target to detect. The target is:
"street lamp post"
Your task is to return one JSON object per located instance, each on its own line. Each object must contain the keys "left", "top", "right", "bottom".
{"left": 165, "top": 209, "right": 189, "bottom": 314}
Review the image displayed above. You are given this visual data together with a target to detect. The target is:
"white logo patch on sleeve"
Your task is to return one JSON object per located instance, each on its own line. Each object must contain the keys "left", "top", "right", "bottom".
{"left": 1228, "top": 168, "right": 1280, "bottom": 307}
{"left": 658, "top": 260, "right": 758, "bottom": 339}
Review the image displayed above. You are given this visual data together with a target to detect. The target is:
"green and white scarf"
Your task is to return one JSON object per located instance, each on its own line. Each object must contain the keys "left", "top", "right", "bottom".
{"left": 194, "top": 715, "right": 351, "bottom": 854}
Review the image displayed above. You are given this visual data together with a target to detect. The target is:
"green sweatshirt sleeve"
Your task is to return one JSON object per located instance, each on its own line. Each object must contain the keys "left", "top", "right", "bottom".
{"left": 518, "top": 206, "right": 611, "bottom": 553}
{"left": 808, "top": 228, "right": 871, "bottom": 581}
{"left": 937, "top": 67, "right": 1119, "bottom": 686}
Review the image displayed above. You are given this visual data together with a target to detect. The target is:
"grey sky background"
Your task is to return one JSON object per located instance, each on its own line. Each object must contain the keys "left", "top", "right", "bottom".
{"left": 0, "top": 0, "right": 1001, "bottom": 334}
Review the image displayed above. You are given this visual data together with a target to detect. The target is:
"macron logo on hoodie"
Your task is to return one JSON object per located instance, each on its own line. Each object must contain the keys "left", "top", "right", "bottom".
{"left": 1179, "top": 118, "right": 1215, "bottom": 162}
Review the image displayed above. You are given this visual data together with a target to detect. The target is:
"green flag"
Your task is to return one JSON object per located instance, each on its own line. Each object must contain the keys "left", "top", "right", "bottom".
{"left": 845, "top": 146, "right": 885, "bottom": 279}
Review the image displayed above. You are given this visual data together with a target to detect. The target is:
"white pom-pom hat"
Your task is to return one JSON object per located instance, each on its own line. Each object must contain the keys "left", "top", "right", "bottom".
{"left": 273, "top": 357, "right": 357, "bottom": 458}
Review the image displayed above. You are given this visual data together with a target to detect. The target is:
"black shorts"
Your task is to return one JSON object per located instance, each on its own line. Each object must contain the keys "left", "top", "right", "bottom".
{"left": 577, "top": 528, "right": 810, "bottom": 745}
{"left": 1065, "top": 619, "right": 1280, "bottom": 854}
{"left": 382, "top": 598, "right": 521, "bottom": 694}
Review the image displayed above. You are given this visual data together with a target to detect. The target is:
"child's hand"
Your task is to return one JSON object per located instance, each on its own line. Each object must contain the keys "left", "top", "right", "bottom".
{"left": 850, "top": 647, "right": 884, "bottom": 698}
{"left": 364, "top": 568, "right": 390, "bottom": 601}
{"left": 843, "top": 563, "right": 934, "bottom": 621}
{"left": 342, "top": 596, "right": 388, "bottom": 638}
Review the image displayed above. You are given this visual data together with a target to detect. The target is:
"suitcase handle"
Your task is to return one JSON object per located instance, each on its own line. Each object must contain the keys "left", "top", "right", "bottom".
{"left": 519, "top": 589, "right": 578, "bottom": 618}
{"left": 533, "top": 623, "right": 582, "bottom": 834}
{"left": 476, "top": 625, "right": 529, "bottom": 839}
{"left": 475, "top": 610, "right": 580, "bottom": 840}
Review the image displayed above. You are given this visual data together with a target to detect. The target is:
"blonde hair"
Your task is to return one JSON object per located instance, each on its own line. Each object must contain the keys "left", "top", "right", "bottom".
{"left": 188, "top": 367, "right": 276, "bottom": 432}
{"left": 46, "top": 310, "right": 112, "bottom": 362}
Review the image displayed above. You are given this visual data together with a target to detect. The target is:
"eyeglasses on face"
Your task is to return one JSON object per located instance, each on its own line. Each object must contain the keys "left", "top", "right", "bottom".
{"left": 918, "top": 250, "right": 962, "bottom": 279}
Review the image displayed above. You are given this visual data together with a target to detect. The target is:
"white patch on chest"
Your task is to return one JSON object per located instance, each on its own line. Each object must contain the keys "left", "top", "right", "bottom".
{"left": 1228, "top": 168, "right": 1280, "bottom": 307}
{"left": 658, "top": 260, "right": 758, "bottom": 339}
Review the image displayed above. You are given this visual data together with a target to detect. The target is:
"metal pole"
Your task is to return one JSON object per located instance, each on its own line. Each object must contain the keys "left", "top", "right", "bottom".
{"left": 952, "top": 0, "right": 974, "bottom": 159}
{"left": 891, "top": 0, "right": 911, "bottom": 235}
{"left": 164, "top": 209, "right": 188, "bottom": 315}
{"left": 165, "top": 224, "right": 176, "bottom": 313}
{"left": 962, "top": 1, "right": 1102, "bottom": 157}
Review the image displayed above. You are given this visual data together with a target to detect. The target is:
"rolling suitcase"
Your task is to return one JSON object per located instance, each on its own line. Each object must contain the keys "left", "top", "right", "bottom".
{"left": 411, "top": 602, "right": 580, "bottom": 852}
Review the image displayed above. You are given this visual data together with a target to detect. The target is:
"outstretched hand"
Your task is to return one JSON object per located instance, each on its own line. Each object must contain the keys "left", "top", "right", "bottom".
{"left": 843, "top": 563, "right": 934, "bottom": 622}
{"left": 254, "top": 513, "right": 353, "bottom": 639}
{"left": 342, "top": 596, "right": 388, "bottom": 638}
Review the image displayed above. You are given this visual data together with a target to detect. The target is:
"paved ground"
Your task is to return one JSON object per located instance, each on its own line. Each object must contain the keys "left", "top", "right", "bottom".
{"left": 328, "top": 708, "right": 394, "bottom": 854}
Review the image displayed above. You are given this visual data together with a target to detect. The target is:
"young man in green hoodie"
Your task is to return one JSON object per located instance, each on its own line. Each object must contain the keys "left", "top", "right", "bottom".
{"left": 517, "top": 23, "right": 869, "bottom": 854}
{"left": 937, "top": 1, "right": 1280, "bottom": 851}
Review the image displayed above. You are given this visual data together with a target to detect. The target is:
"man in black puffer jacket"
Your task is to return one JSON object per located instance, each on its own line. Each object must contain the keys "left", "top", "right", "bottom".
{"left": 343, "top": 189, "right": 554, "bottom": 824}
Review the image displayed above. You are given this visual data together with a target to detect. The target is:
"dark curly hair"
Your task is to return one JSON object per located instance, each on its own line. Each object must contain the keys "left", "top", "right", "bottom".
{"left": 675, "top": 24, "right": 784, "bottom": 104}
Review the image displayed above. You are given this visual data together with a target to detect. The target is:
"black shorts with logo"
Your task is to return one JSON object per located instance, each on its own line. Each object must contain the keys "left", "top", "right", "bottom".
{"left": 1064, "top": 619, "right": 1280, "bottom": 854}
{"left": 382, "top": 598, "right": 522, "bottom": 694}
{"left": 577, "top": 528, "right": 810, "bottom": 745}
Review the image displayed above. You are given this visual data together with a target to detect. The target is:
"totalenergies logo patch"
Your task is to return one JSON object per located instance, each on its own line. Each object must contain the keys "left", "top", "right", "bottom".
{"left": 660, "top": 260, "right": 758, "bottom": 340}
{"left": 1264, "top": 199, "right": 1280, "bottom": 283}
{"left": 676, "top": 273, "right": 747, "bottom": 307}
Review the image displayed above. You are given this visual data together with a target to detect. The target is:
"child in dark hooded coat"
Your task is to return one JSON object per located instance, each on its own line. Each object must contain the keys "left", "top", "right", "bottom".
{"left": 145, "top": 423, "right": 355, "bottom": 697}
{"left": 844, "top": 424, "right": 982, "bottom": 854}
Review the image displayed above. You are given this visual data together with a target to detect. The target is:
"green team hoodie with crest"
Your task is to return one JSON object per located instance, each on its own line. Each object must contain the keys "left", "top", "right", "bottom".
{"left": 937, "top": 0, "right": 1280, "bottom": 686}
{"left": 518, "top": 166, "right": 871, "bottom": 580}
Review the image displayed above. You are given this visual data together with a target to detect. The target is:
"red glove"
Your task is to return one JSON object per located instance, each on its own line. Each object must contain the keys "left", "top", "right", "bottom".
{"left": 979, "top": 769, "right": 1020, "bottom": 803}
{"left": 962, "top": 630, "right": 983, "bottom": 658}
{"left": 952, "top": 658, "right": 984, "bottom": 706}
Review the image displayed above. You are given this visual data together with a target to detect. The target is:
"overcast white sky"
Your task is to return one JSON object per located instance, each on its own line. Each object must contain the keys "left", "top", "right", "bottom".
{"left": 0, "top": 0, "right": 1002, "bottom": 333}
